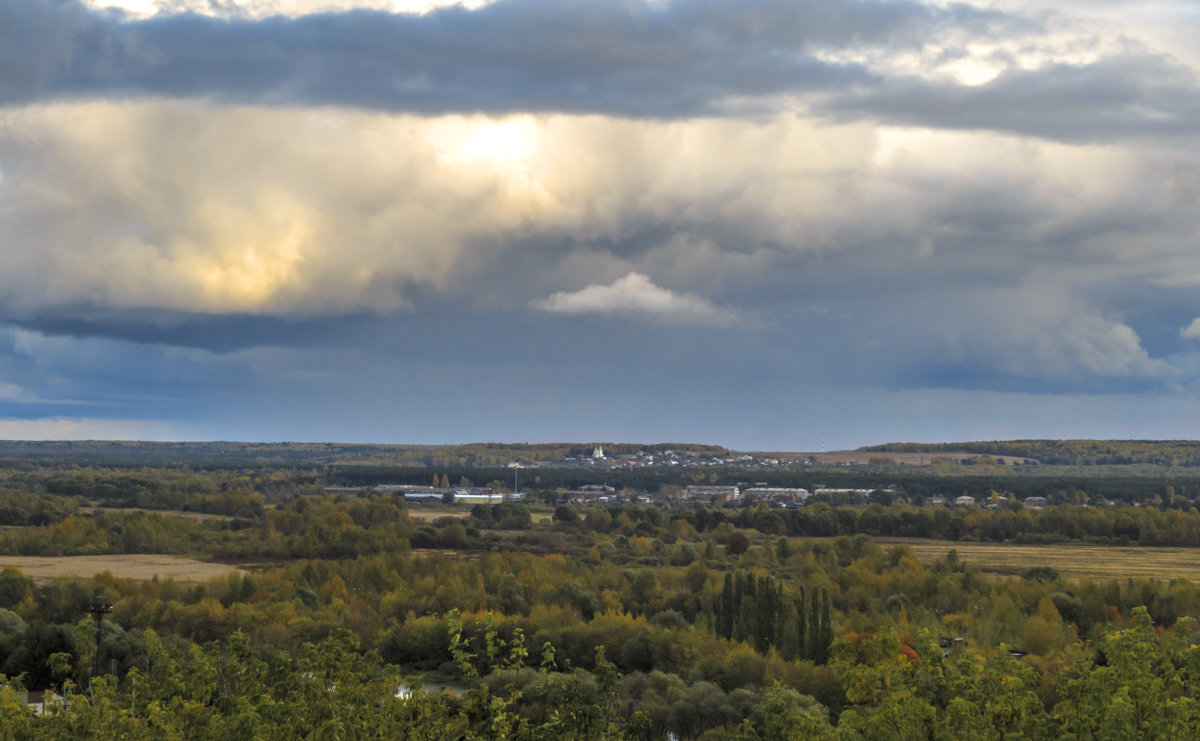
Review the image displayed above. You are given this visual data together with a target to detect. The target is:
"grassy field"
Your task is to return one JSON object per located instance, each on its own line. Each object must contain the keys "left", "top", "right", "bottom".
{"left": 873, "top": 538, "right": 1200, "bottom": 582}
{"left": 0, "top": 555, "right": 245, "bottom": 583}
{"left": 407, "top": 508, "right": 470, "bottom": 522}
{"left": 82, "top": 506, "right": 231, "bottom": 521}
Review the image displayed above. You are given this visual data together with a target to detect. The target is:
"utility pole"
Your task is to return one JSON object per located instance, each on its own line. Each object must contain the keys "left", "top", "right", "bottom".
{"left": 87, "top": 600, "right": 113, "bottom": 681}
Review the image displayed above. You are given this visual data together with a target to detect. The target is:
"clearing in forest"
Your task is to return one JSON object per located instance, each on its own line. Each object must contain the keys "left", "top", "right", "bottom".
{"left": 0, "top": 554, "right": 245, "bottom": 583}
{"left": 406, "top": 508, "right": 471, "bottom": 522}
{"left": 82, "top": 506, "right": 232, "bottom": 521}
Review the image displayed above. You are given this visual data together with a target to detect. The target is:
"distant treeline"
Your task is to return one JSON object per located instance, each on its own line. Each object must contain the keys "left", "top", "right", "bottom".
{"left": 13, "top": 437, "right": 1200, "bottom": 470}
{"left": 0, "top": 441, "right": 727, "bottom": 469}
{"left": 0, "top": 467, "right": 314, "bottom": 516}
{"left": 676, "top": 503, "right": 1200, "bottom": 548}
{"left": 547, "top": 502, "right": 1200, "bottom": 549}
{"left": 861, "top": 439, "right": 1200, "bottom": 467}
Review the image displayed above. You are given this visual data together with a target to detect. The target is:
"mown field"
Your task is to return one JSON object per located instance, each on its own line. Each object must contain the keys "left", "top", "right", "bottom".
{"left": 873, "top": 537, "right": 1200, "bottom": 582}
{"left": 0, "top": 554, "right": 244, "bottom": 583}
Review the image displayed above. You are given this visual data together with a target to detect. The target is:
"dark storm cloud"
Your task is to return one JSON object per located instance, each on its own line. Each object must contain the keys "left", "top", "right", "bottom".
{"left": 2, "top": 0, "right": 1028, "bottom": 117}
{"left": 5, "top": 0, "right": 1194, "bottom": 138}
{"left": 0, "top": 0, "right": 91, "bottom": 100}
{"left": 4, "top": 312, "right": 369, "bottom": 352}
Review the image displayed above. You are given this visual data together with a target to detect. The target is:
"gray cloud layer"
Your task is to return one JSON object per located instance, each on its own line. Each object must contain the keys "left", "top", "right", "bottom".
{"left": 825, "top": 52, "right": 1200, "bottom": 141}
{"left": 2, "top": 0, "right": 1195, "bottom": 140}
{"left": 0, "top": 0, "right": 883, "bottom": 113}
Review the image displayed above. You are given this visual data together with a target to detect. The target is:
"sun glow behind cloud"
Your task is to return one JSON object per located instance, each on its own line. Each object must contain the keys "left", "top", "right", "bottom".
{"left": 811, "top": 21, "right": 1130, "bottom": 89}
{"left": 0, "top": 104, "right": 609, "bottom": 315}
{"left": 454, "top": 118, "right": 532, "bottom": 169}
{"left": 0, "top": 103, "right": 900, "bottom": 316}
{"left": 427, "top": 115, "right": 547, "bottom": 196}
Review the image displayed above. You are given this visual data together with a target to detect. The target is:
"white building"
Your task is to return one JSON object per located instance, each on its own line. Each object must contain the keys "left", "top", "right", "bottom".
{"left": 743, "top": 487, "right": 809, "bottom": 503}
{"left": 684, "top": 485, "right": 740, "bottom": 501}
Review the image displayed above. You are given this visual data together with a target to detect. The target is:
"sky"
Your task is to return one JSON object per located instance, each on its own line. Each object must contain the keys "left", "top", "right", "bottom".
{"left": 1, "top": 0, "right": 1200, "bottom": 450}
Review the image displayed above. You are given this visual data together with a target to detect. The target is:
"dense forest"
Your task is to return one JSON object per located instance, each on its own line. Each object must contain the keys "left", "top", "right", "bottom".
{"left": 3, "top": 446, "right": 1200, "bottom": 736}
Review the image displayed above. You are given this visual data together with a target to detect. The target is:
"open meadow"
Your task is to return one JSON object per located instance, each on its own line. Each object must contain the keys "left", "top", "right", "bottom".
{"left": 873, "top": 537, "right": 1200, "bottom": 582}
{"left": 0, "top": 554, "right": 244, "bottom": 583}
{"left": 81, "top": 506, "right": 232, "bottom": 521}
{"left": 405, "top": 507, "right": 471, "bottom": 522}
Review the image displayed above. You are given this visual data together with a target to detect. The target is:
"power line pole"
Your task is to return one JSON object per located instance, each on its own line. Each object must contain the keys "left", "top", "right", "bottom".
{"left": 88, "top": 600, "right": 113, "bottom": 682}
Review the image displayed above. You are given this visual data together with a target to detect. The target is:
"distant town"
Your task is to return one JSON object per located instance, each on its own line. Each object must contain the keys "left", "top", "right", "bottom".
{"left": 327, "top": 480, "right": 1076, "bottom": 511}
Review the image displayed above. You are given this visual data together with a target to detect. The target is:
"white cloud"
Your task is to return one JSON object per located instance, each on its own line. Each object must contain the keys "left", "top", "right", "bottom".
{"left": 938, "top": 281, "right": 1172, "bottom": 379}
{"left": 1182, "top": 317, "right": 1200, "bottom": 340}
{"left": 0, "top": 381, "right": 38, "bottom": 403}
{"left": 532, "top": 272, "right": 738, "bottom": 326}
{"left": 1039, "top": 314, "right": 1166, "bottom": 378}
